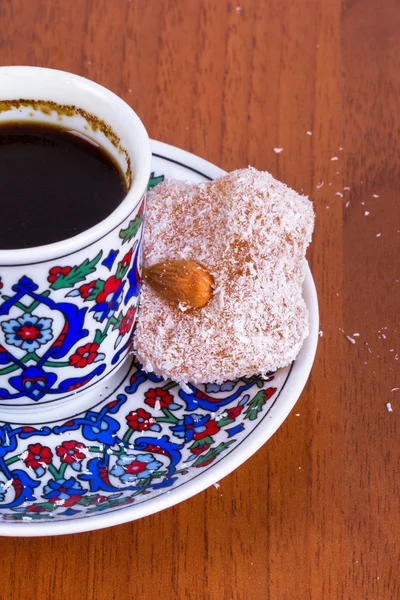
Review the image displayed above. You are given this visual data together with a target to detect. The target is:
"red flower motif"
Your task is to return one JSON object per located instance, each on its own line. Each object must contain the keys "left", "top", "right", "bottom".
{"left": 69, "top": 343, "right": 100, "bottom": 368}
{"left": 123, "top": 460, "right": 147, "bottom": 477}
{"left": 79, "top": 281, "right": 96, "bottom": 298}
{"left": 96, "top": 276, "right": 122, "bottom": 304}
{"left": 119, "top": 307, "right": 136, "bottom": 336}
{"left": 0, "top": 277, "right": 3, "bottom": 290}
{"left": 126, "top": 408, "right": 155, "bottom": 431}
{"left": 195, "top": 456, "right": 215, "bottom": 468}
{"left": 144, "top": 388, "right": 174, "bottom": 409}
{"left": 190, "top": 442, "right": 211, "bottom": 455}
{"left": 56, "top": 441, "right": 86, "bottom": 464}
{"left": 48, "top": 266, "right": 72, "bottom": 284}
{"left": 121, "top": 248, "right": 133, "bottom": 269}
{"left": 23, "top": 443, "right": 53, "bottom": 469}
{"left": 225, "top": 406, "right": 243, "bottom": 419}
{"left": 193, "top": 419, "right": 219, "bottom": 441}
{"left": 263, "top": 387, "right": 277, "bottom": 402}
{"left": 25, "top": 505, "right": 47, "bottom": 513}
{"left": 16, "top": 323, "right": 42, "bottom": 342}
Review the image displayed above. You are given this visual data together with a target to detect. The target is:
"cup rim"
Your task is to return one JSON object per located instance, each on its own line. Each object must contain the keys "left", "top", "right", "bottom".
{"left": 0, "top": 66, "right": 151, "bottom": 265}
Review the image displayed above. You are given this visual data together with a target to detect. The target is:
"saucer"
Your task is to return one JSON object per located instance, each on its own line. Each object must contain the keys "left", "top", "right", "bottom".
{"left": 0, "top": 141, "right": 318, "bottom": 536}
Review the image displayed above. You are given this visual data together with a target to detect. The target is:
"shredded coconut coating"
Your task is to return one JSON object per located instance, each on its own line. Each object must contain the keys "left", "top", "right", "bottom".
{"left": 134, "top": 167, "right": 315, "bottom": 384}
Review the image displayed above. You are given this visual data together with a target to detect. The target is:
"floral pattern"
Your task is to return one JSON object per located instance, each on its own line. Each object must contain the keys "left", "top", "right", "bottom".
{"left": 69, "top": 343, "right": 105, "bottom": 369}
{"left": 119, "top": 307, "right": 136, "bottom": 337}
{"left": 56, "top": 441, "right": 86, "bottom": 470}
{"left": 144, "top": 388, "right": 179, "bottom": 410}
{"left": 171, "top": 414, "right": 219, "bottom": 442}
{"left": 1, "top": 314, "right": 53, "bottom": 351}
{"left": 0, "top": 359, "right": 286, "bottom": 524}
{"left": 43, "top": 478, "right": 85, "bottom": 504}
{"left": 0, "top": 481, "right": 6, "bottom": 502}
{"left": 111, "top": 453, "right": 163, "bottom": 484}
{"left": 23, "top": 443, "right": 53, "bottom": 471}
{"left": 126, "top": 408, "right": 160, "bottom": 432}
{"left": 91, "top": 276, "right": 125, "bottom": 322}
{"left": 47, "top": 266, "right": 72, "bottom": 284}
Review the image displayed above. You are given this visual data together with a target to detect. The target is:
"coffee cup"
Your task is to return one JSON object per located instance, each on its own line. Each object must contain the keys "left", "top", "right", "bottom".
{"left": 0, "top": 66, "right": 151, "bottom": 417}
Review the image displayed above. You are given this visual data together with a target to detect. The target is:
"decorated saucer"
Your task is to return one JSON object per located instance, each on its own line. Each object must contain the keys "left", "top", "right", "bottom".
{"left": 0, "top": 141, "right": 318, "bottom": 536}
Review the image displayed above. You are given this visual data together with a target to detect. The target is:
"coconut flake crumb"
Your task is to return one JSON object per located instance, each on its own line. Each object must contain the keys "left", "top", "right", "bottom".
{"left": 345, "top": 201, "right": 350, "bottom": 208}
{"left": 134, "top": 168, "right": 314, "bottom": 384}
{"left": 386, "top": 403, "right": 393, "bottom": 412}
{"left": 273, "top": 147, "right": 284, "bottom": 154}
{"left": 372, "top": 194, "right": 380, "bottom": 198}
{"left": 364, "top": 211, "right": 370, "bottom": 216}
{"left": 391, "top": 388, "right": 399, "bottom": 392}
{"left": 346, "top": 336, "right": 356, "bottom": 344}
{"left": 213, "top": 482, "right": 221, "bottom": 489}
{"left": 306, "top": 131, "right": 312, "bottom": 135}
{"left": 335, "top": 192, "right": 343, "bottom": 197}
{"left": 330, "top": 156, "right": 339, "bottom": 161}
{"left": 343, "top": 186, "right": 351, "bottom": 191}
{"left": 376, "top": 233, "right": 381, "bottom": 237}
{"left": 316, "top": 181, "right": 324, "bottom": 189}
{"left": 319, "top": 330, "right": 323, "bottom": 337}
{"left": 3, "top": 479, "right": 13, "bottom": 492}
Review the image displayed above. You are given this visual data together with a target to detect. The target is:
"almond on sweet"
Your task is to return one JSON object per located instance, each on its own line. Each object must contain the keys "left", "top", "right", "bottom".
{"left": 143, "top": 259, "right": 214, "bottom": 309}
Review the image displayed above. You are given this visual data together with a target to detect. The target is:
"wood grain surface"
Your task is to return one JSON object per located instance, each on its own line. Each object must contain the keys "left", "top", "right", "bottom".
{"left": 0, "top": 0, "right": 399, "bottom": 598}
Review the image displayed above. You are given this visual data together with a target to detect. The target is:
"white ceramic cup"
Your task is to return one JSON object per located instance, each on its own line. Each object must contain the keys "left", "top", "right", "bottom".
{"left": 0, "top": 66, "right": 151, "bottom": 414}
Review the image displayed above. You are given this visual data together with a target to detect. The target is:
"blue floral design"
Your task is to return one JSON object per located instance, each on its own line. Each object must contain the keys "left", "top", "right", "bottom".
{"left": 0, "top": 424, "right": 18, "bottom": 458}
{"left": 7, "top": 366, "right": 57, "bottom": 401}
{"left": 0, "top": 357, "right": 279, "bottom": 522}
{"left": 111, "top": 453, "right": 163, "bottom": 483}
{"left": 43, "top": 478, "right": 85, "bottom": 501}
{"left": 0, "top": 481, "right": 6, "bottom": 502}
{"left": 171, "top": 414, "right": 210, "bottom": 443}
{"left": 1, "top": 313, "right": 53, "bottom": 351}
{"left": 82, "top": 413, "right": 120, "bottom": 445}
{"left": 91, "top": 285, "right": 124, "bottom": 322}
{"left": 124, "top": 247, "right": 141, "bottom": 305}
{"left": 205, "top": 381, "right": 236, "bottom": 393}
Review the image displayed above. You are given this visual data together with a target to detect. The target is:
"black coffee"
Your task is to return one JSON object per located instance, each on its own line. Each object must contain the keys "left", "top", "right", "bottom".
{"left": 0, "top": 122, "right": 127, "bottom": 250}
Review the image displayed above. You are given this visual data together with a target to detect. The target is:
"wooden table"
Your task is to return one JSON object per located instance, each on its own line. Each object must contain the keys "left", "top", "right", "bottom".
{"left": 0, "top": 1, "right": 399, "bottom": 598}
